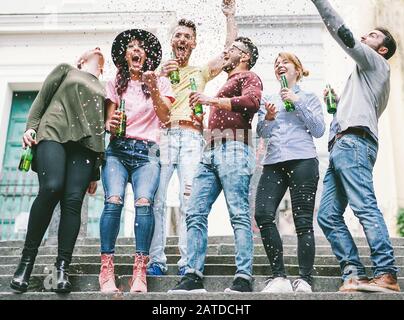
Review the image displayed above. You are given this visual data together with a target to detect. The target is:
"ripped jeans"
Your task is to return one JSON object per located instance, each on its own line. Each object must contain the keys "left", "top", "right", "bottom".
{"left": 149, "top": 128, "right": 204, "bottom": 272}
{"left": 100, "top": 138, "right": 160, "bottom": 255}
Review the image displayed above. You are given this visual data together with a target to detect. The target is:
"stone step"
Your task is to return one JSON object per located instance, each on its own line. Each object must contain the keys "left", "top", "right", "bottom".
{"left": 2, "top": 244, "right": 399, "bottom": 256}
{"left": 1, "top": 291, "right": 403, "bottom": 300}
{"left": 4, "top": 254, "right": 404, "bottom": 266}
{"left": 2, "top": 262, "right": 394, "bottom": 277}
{"left": 1, "top": 275, "right": 404, "bottom": 293}
{"left": 2, "top": 236, "right": 404, "bottom": 247}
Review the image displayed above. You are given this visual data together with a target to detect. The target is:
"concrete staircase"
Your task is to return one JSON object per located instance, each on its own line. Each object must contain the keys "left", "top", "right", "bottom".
{"left": 0, "top": 236, "right": 403, "bottom": 300}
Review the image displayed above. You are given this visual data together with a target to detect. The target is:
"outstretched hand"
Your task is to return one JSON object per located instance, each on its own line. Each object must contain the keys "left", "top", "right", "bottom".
{"left": 142, "top": 71, "right": 159, "bottom": 91}
{"left": 222, "top": 0, "right": 236, "bottom": 16}
{"left": 264, "top": 102, "right": 278, "bottom": 121}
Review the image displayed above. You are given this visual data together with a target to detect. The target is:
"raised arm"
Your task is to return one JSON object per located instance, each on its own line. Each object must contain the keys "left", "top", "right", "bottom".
{"left": 310, "top": 0, "right": 376, "bottom": 70}
{"left": 207, "top": 0, "right": 238, "bottom": 79}
{"left": 222, "top": 0, "right": 238, "bottom": 48}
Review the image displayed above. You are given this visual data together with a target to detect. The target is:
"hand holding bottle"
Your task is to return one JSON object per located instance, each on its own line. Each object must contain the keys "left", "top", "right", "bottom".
{"left": 189, "top": 92, "right": 212, "bottom": 106}
{"left": 279, "top": 74, "right": 295, "bottom": 112}
{"left": 19, "top": 130, "right": 36, "bottom": 172}
{"left": 324, "top": 85, "right": 338, "bottom": 114}
{"left": 165, "top": 52, "right": 180, "bottom": 84}
{"left": 280, "top": 87, "right": 300, "bottom": 104}
{"left": 22, "top": 129, "right": 37, "bottom": 148}
{"left": 323, "top": 86, "right": 339, "bottom": 104}
{"left": 105, "top": 110, "right": 121, "bottom": 136}
{"left": 160, "top": 60, "right": 179, "bottom": 78}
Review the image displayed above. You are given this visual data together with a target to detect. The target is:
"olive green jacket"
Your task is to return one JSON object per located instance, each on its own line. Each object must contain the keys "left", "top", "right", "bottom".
{"left": 26, "top": 63, "right": 106, "bottom": 180}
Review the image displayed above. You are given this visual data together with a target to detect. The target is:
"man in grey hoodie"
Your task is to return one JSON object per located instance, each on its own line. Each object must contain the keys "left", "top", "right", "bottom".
{"left": 311, "top": 0, "right": 400, "bottom": 293}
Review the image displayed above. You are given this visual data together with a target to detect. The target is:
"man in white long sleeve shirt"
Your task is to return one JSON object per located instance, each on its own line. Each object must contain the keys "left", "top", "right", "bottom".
{"left": 310, "top": 0, "right": 400, "bottom": 293}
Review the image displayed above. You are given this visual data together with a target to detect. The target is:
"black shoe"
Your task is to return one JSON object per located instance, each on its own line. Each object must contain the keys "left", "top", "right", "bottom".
{"left": 167, "top": 273, "right": 207, "bottom": 293}
{"left": 224, "top": 277, "right": 253, "bottom": 293}
{"left": 10, "top": 254, "right": 36, "bottom": 293}
{"left": 53, "top": 260, "right": 72, "bottom": 294}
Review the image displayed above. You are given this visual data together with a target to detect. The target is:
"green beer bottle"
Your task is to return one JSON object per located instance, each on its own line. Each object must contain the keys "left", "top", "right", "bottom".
{"left": 115, "top": 99, "right": 127, "bottom": 138}
{"left": 169, "top": 52, "right": 180, "bottom": 85}
{"left": 326, "top": 84, "right": 337, "bottom": 114}
{"left": 189, "top": 78, "right": 203, "bottom": 116}
{"left": 280, "top": 74, "right": 295, "bottom": 112}
{"left": 18, "top": 132, "right": 36, "bottom": 172}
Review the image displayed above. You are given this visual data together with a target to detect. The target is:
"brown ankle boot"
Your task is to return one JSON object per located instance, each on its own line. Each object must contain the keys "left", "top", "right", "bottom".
{"left": 339, "top": 278, "right": 369, "bottom": 292}
{"left": 357, "top": 274, "right": 401, "bottom": 293}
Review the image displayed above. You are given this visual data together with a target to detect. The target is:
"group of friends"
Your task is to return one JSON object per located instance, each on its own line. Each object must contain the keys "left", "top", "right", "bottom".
{"left": 9, "top": 0, "right": 400, "bottom": 295}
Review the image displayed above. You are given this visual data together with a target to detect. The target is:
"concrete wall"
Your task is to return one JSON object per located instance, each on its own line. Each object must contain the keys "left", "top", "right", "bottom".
{"left": 376, "top": 0, "right": 404, "bottom": 236}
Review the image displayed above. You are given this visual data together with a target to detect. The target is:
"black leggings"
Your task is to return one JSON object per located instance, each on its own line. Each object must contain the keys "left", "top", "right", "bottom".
{"left": 255, "top": 158, "right": 319, "bottom": 285}
{"left": 22, "top": 141, "right": 96, "bottom": 264}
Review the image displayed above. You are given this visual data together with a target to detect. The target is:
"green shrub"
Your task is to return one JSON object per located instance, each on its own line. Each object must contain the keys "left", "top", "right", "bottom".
{"left": 398, "top": 208, "right": 404, "bottom": 237}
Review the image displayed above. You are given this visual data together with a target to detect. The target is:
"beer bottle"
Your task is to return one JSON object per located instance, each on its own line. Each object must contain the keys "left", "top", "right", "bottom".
{"left": 280, "top": 74, "right": 295, "bottom": 112}
{"left": 326, "top": 84, "right": 337, "bottom": 114}
{"left": 169, "top": 52, "right": 180, "bottom": 85}
{"left": 18, "top": 132, "right": 35, "bottom": 172}
{"left": 190, "top": 78, "right": 203, "bottom": 116}
{"left": 115, "top": 99, "right": 127, "bottom": 138}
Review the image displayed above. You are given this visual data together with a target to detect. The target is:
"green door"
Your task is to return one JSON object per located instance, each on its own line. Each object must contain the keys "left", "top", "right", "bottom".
{"left": 0, "top": 92, "right": 39, "bottom": 240}
{"left": 0, "top": 92, "right": 125, "bottom": 241}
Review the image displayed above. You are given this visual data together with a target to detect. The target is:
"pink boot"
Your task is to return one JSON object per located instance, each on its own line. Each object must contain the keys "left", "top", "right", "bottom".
{"left": 129, "top": 253, "right": 149, "bottom": 293}
{"left": 99, "top": 254, "right": 120, "bottom": 294}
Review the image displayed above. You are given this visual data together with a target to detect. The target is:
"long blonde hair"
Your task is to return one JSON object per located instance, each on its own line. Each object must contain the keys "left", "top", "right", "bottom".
{"left": 275, "top": 52, "right": 309, "bottom": 81}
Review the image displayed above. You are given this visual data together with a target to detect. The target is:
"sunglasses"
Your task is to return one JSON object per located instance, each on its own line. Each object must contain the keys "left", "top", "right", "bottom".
{"left": 229, "top": 44, "right": 250, "bottom": 55}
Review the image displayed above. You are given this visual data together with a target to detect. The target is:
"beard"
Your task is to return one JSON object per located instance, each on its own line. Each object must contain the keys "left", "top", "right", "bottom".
{"left": 222, "top": 57, "right": 241, "bottom": 73}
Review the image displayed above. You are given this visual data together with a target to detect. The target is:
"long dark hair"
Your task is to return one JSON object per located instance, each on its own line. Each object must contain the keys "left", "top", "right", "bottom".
{"left": 115, "top": 38, "right": 154, "bottom": 99}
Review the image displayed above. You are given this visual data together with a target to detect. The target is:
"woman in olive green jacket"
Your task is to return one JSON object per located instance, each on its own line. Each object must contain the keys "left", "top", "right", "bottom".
{"left": 10, "top": 48, "right": 106, "bottom": 294}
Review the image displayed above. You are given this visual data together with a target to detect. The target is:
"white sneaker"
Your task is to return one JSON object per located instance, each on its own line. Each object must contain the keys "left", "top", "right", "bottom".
{"left": 292, "top": 279, "right": 313, "bottom": 293}
{"left": 261, "top": 277, "right": 293, "bottom": 293}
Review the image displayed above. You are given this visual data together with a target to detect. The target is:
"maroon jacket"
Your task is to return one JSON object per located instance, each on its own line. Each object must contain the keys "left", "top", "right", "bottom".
{"left": 206, "top": 71, "right": 263, "bottom": 147}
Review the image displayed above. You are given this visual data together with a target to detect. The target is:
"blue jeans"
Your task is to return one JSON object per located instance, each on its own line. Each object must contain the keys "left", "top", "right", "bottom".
{"left": 100, "top": 138, "right": 160, "bottom": 255}
{"left": 149, "top": 128, "right": 204, "bottom": 272}
{"left": 318, "top": 134, "right": 398, "bottom": 280}
{"left": 185, "top": 141, "right": 256, "bottom": 281}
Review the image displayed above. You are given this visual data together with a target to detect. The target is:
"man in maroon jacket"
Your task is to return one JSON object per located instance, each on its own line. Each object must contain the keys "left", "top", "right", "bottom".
{"left": 168, "top": 37, "right": 263, "bottom": 293}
